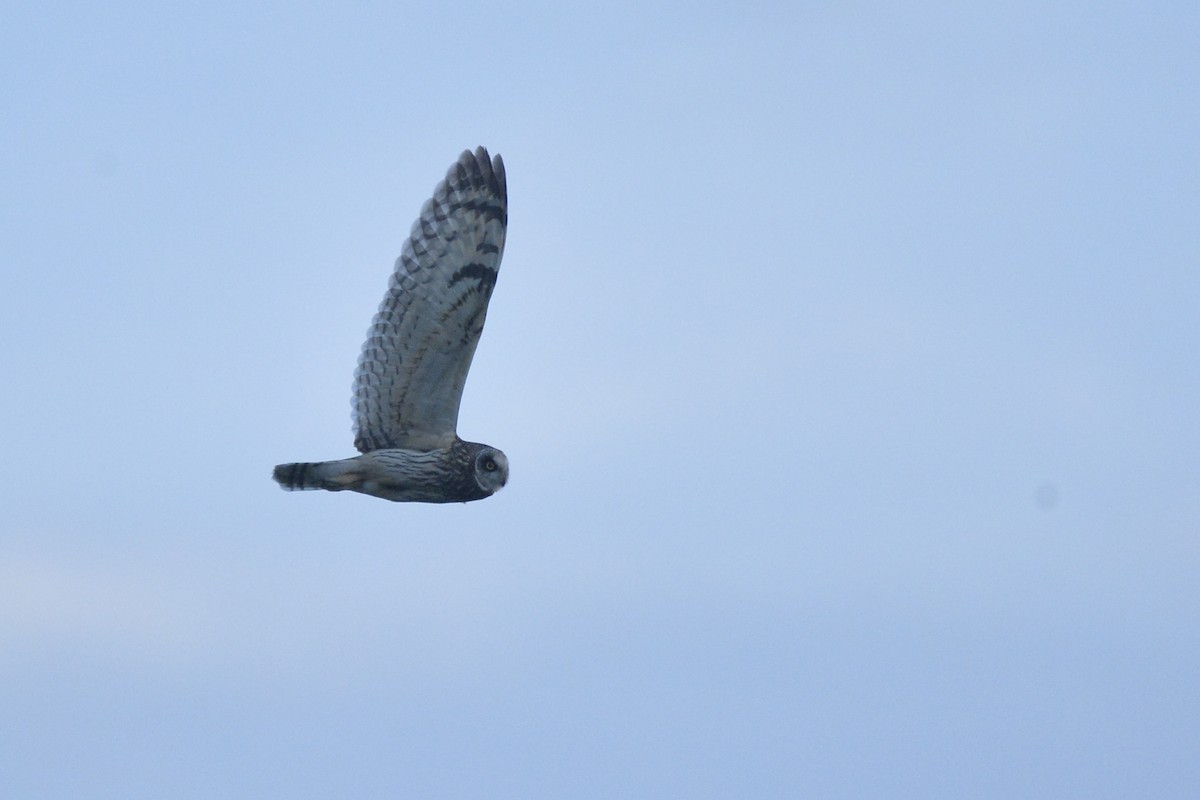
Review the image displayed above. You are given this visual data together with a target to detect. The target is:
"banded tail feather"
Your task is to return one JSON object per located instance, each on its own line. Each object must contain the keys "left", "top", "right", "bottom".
{"left": 272, "top": 459, "right": 359, "bottom": 492}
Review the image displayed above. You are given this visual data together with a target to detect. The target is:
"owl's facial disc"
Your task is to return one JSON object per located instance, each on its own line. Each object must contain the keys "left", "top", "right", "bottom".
{"left": 474, "top": 448, "right": 509, "bottom": 494}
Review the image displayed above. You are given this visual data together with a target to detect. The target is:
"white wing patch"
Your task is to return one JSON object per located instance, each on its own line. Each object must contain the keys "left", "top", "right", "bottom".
{"left": 352, "top": 147, "right": 507, "bottom": 453}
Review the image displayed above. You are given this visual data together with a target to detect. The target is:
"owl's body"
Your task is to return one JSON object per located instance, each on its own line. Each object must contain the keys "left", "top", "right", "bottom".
{"left": 273, "top": 148, "right": 509, "bottom": 503}
{"left": 273, "top": 441, "right": 507, "bottom": 503}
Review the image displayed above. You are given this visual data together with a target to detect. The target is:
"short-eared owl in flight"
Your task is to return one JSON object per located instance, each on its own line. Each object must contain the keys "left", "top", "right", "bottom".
{"left": 273, "top": 147, "right": 509, "bottom": 503}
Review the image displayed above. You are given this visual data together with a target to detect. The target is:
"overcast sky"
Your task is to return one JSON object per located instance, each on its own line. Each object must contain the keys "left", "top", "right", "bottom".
{"left": 2, "top": 2, "right": 1198, "bottom": 797}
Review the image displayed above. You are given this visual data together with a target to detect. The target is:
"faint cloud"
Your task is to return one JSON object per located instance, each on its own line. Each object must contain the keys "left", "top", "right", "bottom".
{"left": 0, "top": 551, "right": 219, "bottom": 665}
{"left": 1035, "top": 481, "right": 1060, "bottom": 510}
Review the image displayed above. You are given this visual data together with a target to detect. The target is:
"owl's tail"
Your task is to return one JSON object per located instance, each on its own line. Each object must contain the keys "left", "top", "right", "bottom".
{"left": 272, "top": 459, "right": 361, "bottom": 492}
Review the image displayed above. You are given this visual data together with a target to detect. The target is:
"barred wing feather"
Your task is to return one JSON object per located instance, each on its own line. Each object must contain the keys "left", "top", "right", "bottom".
{"left": 352, "top": 147, "right": 507, "bottom": 453}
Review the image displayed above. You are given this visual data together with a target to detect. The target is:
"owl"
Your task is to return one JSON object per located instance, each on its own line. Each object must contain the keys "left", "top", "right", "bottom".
{"left": 273, "top": 147, "right": 509, "bottom": 503}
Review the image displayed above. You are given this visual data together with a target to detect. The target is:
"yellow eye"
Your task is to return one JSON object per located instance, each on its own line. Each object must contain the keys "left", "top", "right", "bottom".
{"left": 484, "top": 460, "right": 497, "bottom": 471}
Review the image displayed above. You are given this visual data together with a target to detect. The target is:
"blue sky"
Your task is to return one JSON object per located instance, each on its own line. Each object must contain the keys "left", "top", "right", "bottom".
{"left": 2, "top": 1, "right": 1198, "bottom": 797}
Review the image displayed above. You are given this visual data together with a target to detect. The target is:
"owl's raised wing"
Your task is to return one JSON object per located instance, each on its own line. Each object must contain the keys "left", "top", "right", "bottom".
{"left": 352, "top": 147, "right": 507, "bottom": 453}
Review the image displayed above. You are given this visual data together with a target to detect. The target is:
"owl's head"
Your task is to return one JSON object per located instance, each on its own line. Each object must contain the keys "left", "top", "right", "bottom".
{"left": 473, "top": 447, "right": 509, "bottom": 495}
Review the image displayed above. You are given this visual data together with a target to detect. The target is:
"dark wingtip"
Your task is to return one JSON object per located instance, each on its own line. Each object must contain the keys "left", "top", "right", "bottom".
{"left": 490, "top": 152, "right": 506, "bottom": 200}
{"left": 456, "top": 147, "right": 505, "bottom": 202}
